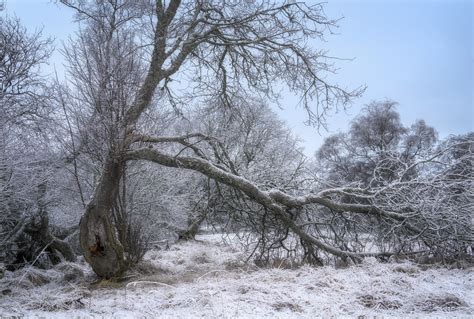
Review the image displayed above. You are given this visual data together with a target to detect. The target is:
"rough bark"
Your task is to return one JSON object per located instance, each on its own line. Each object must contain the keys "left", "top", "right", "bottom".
{"left": 79, "top": 157, "right": 128, "bottom": 278}
{"left": 73, "top": 0, "right": 184, "bottom": 278}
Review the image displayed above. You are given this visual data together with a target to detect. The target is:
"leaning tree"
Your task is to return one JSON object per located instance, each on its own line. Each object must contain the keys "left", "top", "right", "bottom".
{"left": 58, "top": 0, "right": 363, "bottom": 278}
{"left": 58, "top": 0, "right": 473, "bottom": 279}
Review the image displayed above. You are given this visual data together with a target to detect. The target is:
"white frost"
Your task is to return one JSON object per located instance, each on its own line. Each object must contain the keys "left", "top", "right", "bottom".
{"left": 0, "top": 234, "right": 472, "bottom": 318}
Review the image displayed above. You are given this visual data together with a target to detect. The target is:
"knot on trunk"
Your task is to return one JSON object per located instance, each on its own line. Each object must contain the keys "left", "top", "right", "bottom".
{"left": 89, "top": 234, "right": 105, "bottom": 257}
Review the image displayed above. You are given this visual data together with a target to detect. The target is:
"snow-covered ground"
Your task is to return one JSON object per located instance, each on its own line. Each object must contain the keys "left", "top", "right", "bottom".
{"left": 0, "top": 234, "right": 472, "bottom": 318}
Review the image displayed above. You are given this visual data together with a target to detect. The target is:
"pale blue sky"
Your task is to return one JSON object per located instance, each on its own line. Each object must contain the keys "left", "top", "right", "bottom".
{"left": 3, "top": 0, "right": 473, "bottom": 155}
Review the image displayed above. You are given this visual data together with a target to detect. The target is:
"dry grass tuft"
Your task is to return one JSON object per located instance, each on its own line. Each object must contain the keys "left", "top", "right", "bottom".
{"left": 415, "top": 294, "right": 468, "bottom": 312}
{"left": 357, "top": 294, "right": 402, "bottom": 310}
{"left": 272, "top": 301, "right": 303, "bottom": 313}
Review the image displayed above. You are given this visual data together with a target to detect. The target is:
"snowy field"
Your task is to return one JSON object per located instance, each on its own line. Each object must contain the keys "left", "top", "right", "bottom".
{"left": 0, "top": 234, "right": 472, "bottom": 318}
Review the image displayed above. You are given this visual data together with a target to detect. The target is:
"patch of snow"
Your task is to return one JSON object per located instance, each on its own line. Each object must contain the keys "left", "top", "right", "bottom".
{"left": 0, "top": 234, "right": 472, "bottom": 318}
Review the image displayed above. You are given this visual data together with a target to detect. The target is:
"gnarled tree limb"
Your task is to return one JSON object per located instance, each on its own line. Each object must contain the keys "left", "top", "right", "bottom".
{"left": 126, "top": 147, "right": 396, "bottom": 259}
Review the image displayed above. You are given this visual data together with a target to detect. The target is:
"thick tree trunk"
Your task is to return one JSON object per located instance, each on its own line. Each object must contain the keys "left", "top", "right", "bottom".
{"left": 79, "top": 157, "right": 128, "bottom": 278}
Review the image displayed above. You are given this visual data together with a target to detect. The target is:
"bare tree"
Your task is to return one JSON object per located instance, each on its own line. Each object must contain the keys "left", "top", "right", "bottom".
{"left": 58, "top": 0, "right": 364, "bottom": 278}
{"left": 55, "top": 0, "right": 474, "bottom": 278}
{"left": 0, "top": 16, "right": 75, "bottom": 268}
{"left": 314, "top": 103, "right": 472, "bottom": 263}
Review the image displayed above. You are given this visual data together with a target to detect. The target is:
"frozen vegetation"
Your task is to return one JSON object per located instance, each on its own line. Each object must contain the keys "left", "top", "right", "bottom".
{"left": 1, "top": 234, "right": 472, "bottom": 318}
{"left": 1, "top": 2, "right": 472, "bottom": 319}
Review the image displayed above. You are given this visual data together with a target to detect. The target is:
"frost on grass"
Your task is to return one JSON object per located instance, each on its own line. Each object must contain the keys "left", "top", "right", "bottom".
{"left": 0, "top": 259, "right": 92, "bottom": 314}
{"left": 0, "top": 235, "right": 472, "bottom": 318}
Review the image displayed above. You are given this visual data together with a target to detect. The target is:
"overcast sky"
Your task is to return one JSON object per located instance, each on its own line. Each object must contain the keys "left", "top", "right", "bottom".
{"left": 3, "top": 0, "right": 473, "bottom": 156}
